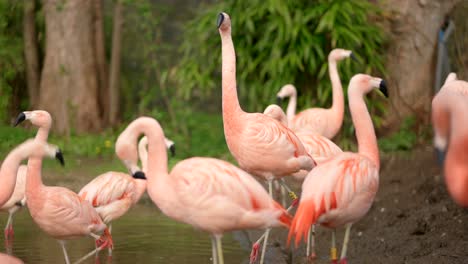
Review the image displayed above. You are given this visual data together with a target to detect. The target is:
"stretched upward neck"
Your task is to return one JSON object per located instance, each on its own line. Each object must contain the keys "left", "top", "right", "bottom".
{"left": 26, "top": 125, "right": 50, "bottom": 192}
{"left": 349, "top": 88, "right": 379, "bottom": 169}
{"left": 286, "top": 92, "right": 297, "bottom": 123}
{"left": 0, "top": 149, "right": 25, "bottom": 205}
{"left": 328, "top": 59, "right": 344, "bottom": 129}
{"left": 220, "top": 30, "right": 243, "bottom": 123}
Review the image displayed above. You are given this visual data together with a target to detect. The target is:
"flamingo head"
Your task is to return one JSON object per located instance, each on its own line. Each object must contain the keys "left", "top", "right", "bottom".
{"left": 164, "top": 138, "right": 176, "bottom": 157}
{"left": 13, "top": 110, "right": 52, "bottom": 129}
{"left": 329, "top": 48, "right": 356, "bottom": 62}
{"left": 217, "top": 12, "right": 231, "bottom": 32}
{"left": 276, "top": 84, "right": 297, "bottom": 103}
{"left": 349, "top": 74, "right": 388, "bottom": 98}
{"left": 431, "top": 95, "right": 450, "bottom": 167}
{"left": 40, "top": 142, "right": 65, "bottom": 166}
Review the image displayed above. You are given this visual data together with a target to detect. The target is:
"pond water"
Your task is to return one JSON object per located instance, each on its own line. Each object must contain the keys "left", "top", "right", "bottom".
{"left": 0, "top": 204, "right": 251, "bottom": 264}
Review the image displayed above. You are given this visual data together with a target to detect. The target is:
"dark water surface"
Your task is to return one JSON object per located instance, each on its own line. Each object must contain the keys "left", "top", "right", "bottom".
{"left": 0, "top": 204, "right": 250, "bottom": 263}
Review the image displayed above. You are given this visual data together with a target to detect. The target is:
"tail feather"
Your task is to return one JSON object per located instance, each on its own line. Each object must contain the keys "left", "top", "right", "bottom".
{"left": 287, "top": 198, "right": 320, "bottom": 247}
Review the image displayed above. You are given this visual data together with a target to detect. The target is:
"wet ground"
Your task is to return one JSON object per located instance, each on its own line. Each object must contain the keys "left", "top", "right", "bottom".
{"left": 1, "top": 146, "right": 467, "bottom": 263}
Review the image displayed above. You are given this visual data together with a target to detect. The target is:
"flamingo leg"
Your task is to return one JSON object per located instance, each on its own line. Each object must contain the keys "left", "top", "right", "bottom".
{"left": 59, "top": 240, "right": 71, "bottom": 264}
{"left": 4, "top": 212, "right": 13, "bottom": 240}
{"left": 259, "top": 179, "right": 273, "bottom": 264}
{"left": 331, "top": 229, "right": 337, "bottom": 264}
{"left": 215, "top": 234, "right": 224, "bottom": 264}
{"left": 211, "top": 235, "right": 218, "bottom": 264}
{"left": 107, "top": 224, "right": 112, "bottom": 257}
{"left": 339, "top": 224, "right": 352, "bottom": 264}
{"left": 307, "top": 225, "right": 317, "bottom": 260}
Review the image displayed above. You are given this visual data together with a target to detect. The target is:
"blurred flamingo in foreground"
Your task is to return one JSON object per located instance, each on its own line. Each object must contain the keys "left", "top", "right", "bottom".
{"left": 276, "top": 48, "right": 355, "bottom": 138}
{"left": 78, "top": 136, "right": 175, "bottom": 257}
{"left": 0, "top": 139, "right": 63, "bottom": 264}
{"left": 218, "top": 12, "right": 314, "bottom": 263}
{"left": 14, "top": 111, "right": 113, "bottom": 264}
{"left": 115, "top": 117, "right": 291, "bottom": 264}
{"left": 288, "top": 74, "right": 387, "bottom": 264}
{"left": 432, "top": 77, "right": 468, "bottom": 207}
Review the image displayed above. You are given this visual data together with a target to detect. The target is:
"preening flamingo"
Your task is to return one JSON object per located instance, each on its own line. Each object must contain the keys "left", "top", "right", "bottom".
{"left": 0, "top": 139, "right": 62, "bottom": 264}
{"left": 218, "top": 12, "right": 314, "bottom": 263}
{"left": 114, "top": 117, "right": 291, "bottom": 264}
{"left": 0, "top": 110, "right": 53, "bottom": 242}
{"left": 14, "top": 111, "right": 113, "bottom": 264}
{"left": 78, "top": 136, "right": 175, "bottom": 257}
{"left": 277, "top": 49, "right": 355, "bottom": 138}
{"left": 432, "top": 78, "right": 468, "bottom": 207}
{"left": 288, "top": 74, "right": 387, "bottom": 264}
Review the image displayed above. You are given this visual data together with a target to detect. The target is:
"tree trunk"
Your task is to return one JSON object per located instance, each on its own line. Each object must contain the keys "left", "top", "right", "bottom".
{"left": 382, "top": 0, "right": 461, "bottom": 129}
{"left": 23, "top": 0, "right": 40, "bottom": 108}
{"left": 93, "top": 0, "right": 109, "bottom": 125}
{"left": 108, "top": 0, "right": 123, "bottom": 126}
{"left": 39, "top": 0, "right": 101, "bottom": 135}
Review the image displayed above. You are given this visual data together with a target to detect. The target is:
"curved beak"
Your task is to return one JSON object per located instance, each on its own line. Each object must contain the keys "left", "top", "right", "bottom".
{"left": 276, "top": 96, "right": 283, "bottom": 105}
{"left": 169, "top": 144, "right": 176, "bottom": 157}
{"left": 132, "top": 171, "right": 147, "bottom": 180}
{"left": 435, "top": 148, "right": 446, "bottom": 167}
{"left": 379, "top": 80, "right": 388, "bottom": 98}
{"left": 217, "top": 13, "right": 225, "bottom": 28}
{"left": 350, "top": 52, "right": 359, "bottom": 63}
{"left": 13, "top": 112, "right": 26, "bottom": 127}
{"left": 55, "top": 150, "right": 65, "bottom": 166}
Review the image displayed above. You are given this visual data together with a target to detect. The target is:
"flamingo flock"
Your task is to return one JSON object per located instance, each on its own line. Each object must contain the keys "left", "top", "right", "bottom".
{"left": 0, "top": 10, "right": 465, "bottom": 264}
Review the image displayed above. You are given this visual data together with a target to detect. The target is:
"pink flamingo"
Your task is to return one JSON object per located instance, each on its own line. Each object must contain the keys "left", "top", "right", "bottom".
{"left": 77, "top": 136, "right": 174, "bottom": 257}
{"left": 14, "top": 111, "right": 113, "bottom": 264}
{"left": 114, "top": 117, "right": 291, "bottom": 264}
{"left": 432, "top": 78, "right": 468, "bottom": 207}
{"left": 0, "top": 111, "right": 54, "bottom": 242}
{"left": 0, "top": 139, "right": 63, "bottom": 264}
{"left": 277, "top": 49, "right": 355, "bottom": 138}
{"left": 288, "top": 74, "right": 387, "bottom": 264}
{"left": 218, "top": 12, "right": 315, "bottom": 263}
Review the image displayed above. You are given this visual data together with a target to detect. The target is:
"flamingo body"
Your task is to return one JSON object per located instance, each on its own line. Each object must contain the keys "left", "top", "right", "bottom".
{"left": 0, "top": 166, "right": 26, "bottom": 211}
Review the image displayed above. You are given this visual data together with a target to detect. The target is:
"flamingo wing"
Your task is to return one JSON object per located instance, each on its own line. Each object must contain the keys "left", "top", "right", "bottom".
{"left": 288, "top": 153, "right": 378, "bottom": 246}
{"left": 295, "top": 131, "right": 343, "bottom": 164}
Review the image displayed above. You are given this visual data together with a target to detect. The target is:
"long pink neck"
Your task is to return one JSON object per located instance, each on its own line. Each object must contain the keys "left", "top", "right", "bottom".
{"left": 133, "top": 179, "right": 147, "bottom": 203}
{"left": 286, "top": 91, "right": 297, "bottom": 123}
{"left": 220, "top": 28, "right": 243, "bottom": 127}
{"left": 26, "top": 125, "right": 50, "bottom": 198}
{"left": 0, "top": 149, "right": 25, "bottom": 206}
{"left": 328, "top": 59, "right": 344, "bottom": 132}
{"left": 348, "top": 87, "right": 379, "bottom": 169}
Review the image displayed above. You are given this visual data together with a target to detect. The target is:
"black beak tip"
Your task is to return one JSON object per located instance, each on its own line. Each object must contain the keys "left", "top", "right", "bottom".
{"left": 13, "top": 112, "right": 26, "bottom": 127}
{"left": 379, "top": 80, "right": 388, "bottom": 98}
{"left": 133, "top": 171, "right": 147, "bottom": 180}
{"left": 217, "top": 13, "right": 225, "bottom": 28}
{"left": 350, "top": 52, "right": 359, "bottom": 62}
{"left": 276, "top": 96, "right": 283, "bottom": 105}
{"left": 169, "top": 144, "right": 176, "bottom": 157}
{"left": 55, "top": 150, "right": 65, "bottom": 166}
{"left": 435, "top": 148, "right": 446, "bottom": 167}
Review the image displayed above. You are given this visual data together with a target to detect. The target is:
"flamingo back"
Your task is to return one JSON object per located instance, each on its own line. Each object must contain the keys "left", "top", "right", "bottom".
{"left": 295, "top": 131, "right": 343, "bottom": 164}
{"left": 291, "top": 108, "right": 329, "bottom": 136}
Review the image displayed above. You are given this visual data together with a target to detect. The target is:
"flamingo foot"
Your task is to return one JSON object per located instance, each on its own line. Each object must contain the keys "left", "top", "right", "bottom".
{"left": 96, "top": 229, "right": 114, "bottom": 250}
{"left": 249, "top": 242, "right": 260, "bottom": 264}
{"left": 339, "top": 258, "right": 347, "bottom": 264}
{"left": 4, "top": 225, "right": 14, "bottom": 241}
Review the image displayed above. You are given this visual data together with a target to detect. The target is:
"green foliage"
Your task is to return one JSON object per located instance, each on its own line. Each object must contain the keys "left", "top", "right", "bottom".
{"left": 378, "top": 116, "right": 418, "bottom": 152}
{"left": 0, "top": 1, "right": 24, "bottom": 123}
{"left": 177, "top": 0, "right": 386, "bottom": 111}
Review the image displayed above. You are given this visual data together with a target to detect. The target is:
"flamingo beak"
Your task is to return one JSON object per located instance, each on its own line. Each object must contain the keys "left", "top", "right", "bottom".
{"left": 169, "top": 144, "right": 176, "bottom": 157}
{"left": 379, "top": 80, "right": 388, "bottom": 98}
{"left": 350, "top": 52, "right": 359, "bottom": 62}
{"left": 132, "top": 171, "right": 147, "bottom": 180}
{"left": 13, "top": 112, "right": 26, "bottom": 127}
{"left": 55, "top": 150, "right": 65, "bottom": 166}
{"left": 276, "top": 96, "right": 283, "bottom": 105}
{"left": 217, "top": 13, "right": 225, "bottom": 28}
{"left": 435, "top": 148, "right": 446, "bottom": 167}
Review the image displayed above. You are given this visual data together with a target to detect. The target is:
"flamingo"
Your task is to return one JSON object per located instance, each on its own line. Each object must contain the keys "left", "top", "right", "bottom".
{"left": 14, "top": 112, "right": 113, "bottom": 264}
{"left": 114, "top": 117, "right": 291, "bottom": 264}
{"left": 263, "top": 104, "right": 343, "bottom": 259}
{"left": 0, "top": 110, "right": 53, "bottom": 242}
{"left": 217, "top": 12, "right": 315, "bottom": 264}
{"left": 77, "top": 136, "right": 175, "bottom": 257}
{"left": 432, "top": 78, "right": 468, "bottom": 207}
{"left": 0, "top": 139, "right": 63, "bottom": 264}
{"left": 277, "top": 49, "right": 355, "bottom": 138}
{"left": 288, "top": 74, "right": 387, "bottom": 264}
